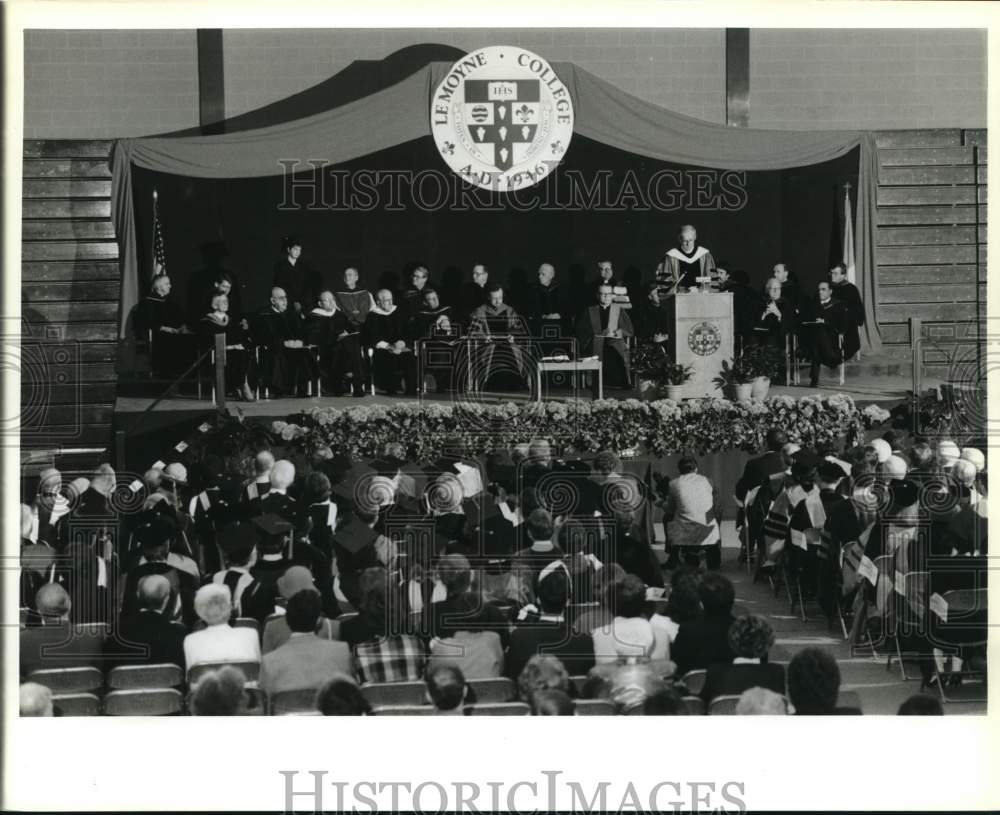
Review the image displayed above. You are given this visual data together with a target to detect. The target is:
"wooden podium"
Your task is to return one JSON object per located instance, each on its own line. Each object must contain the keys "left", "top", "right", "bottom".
{"left": 664, "top": 292, "right": 734, "bottom": 398}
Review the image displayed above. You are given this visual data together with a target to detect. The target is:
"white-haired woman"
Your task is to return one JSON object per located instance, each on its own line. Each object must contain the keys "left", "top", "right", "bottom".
{"left": 183, "top": 584, "right": 261, "bottom": 680}
{"left": 199, "top": 293, "right": 257, "bottom": 401}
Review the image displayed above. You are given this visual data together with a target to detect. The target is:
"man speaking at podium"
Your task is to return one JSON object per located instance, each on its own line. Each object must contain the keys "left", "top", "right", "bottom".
{"left": 656, "top": 224, "right": 717, "bottom": 294}
{"left": 576, "top": 284, "right": 634, "bottom": 396}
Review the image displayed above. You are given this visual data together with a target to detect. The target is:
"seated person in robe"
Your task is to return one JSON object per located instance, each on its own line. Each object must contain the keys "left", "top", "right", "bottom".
{"left": 800, "top": 280, "right": 849, "bottom": 388}
{"left": 575, "top": 284, "right": 634, "bottom": 393}
{"left": 198, "top": 293, "right": 257, "bottom": 402}
{"left": 134, "top": 275, "right": 195, "bottom": 377}
{"left": 591, "top": 259, "right": 631, "bottom": 309}
{"left": 333, "top": 266, "right": 375, "bottom": 330}
{"left": 468, "top": 283, "right": 529, "bottom": 392}
{"left": 363, "top": 289, "right": 417, "bottom": 396}
{"left": 304, "top": 290, "right": 366, "bottom": 397}
{"left": 750, "top": 277, "right": 795, "bottom": 354}
{"left": 254, "top": 287, "right": 318, "bottom": 398}
{"left": 409, "top": 288, "right": 461, "bottom": 394}
{"left": 399, "top": 265, "right": 432, "bottom": 321}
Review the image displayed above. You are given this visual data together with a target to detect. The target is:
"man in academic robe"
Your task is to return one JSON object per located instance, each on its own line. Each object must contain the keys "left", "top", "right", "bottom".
{"left": 364, "top": 289, "right": 418, "bottom": 396}
{"left": 802, "top": 280, "right": 849, "bottom": 388}
{"left": 304, "top": 290, "right": 366, "bottom": 396}
{"left": 399, "top": 265, "right": 432, "bottom": 321}
{"left": 459, "top": 263, "right": 490, "bottom": 323}
{"left": 830, "top": 263, "right": 864, "bottom": 361}
{"left": 273, "top": 234, "right": 322, "bottom": 315}
{"left": 134, "top": 275, "right": 195, "bottom": 377}
{"left": 575, "top": 284, "right": 634, "bottom": 392}
{"left": 633, "top": 281, "right": 671, "bottom": 346}
{"left": 772, "top": 263, "right": 804, "bottom": 314}
{"left": 656, "top": 225, "right": 716, "bottom": 293}
{"left": 255, "top": 286, "right": 317, "bottom": 397}
{"left": 333, "top": 266, "right": 375, "bottom": 329}
{"left": 525, "top": 263, "right": 570, "bottom": 341}
{"left": 409, "top": 288, "right": 462, "bottom": 394}
{"left": 468, "top": 283, "right": 529, "bottom": 391}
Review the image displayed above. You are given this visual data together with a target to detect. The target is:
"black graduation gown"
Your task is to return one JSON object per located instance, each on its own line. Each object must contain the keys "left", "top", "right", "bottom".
{"left": 135, "top": 295, "right": 194, "bottom": 376}
{"left": 363, "top": 307, "right": 417, "bottom": 394}
{"left": 197, "top": 314, "right": 256, "bottom": 392}
{"left": 801, "top": 297, "right": 849, "bottom": 381}
{"left": 831, "top": 280, "right": 864, "bottom": 360}
{"left": 526, "top": 282, "right": 570, "bottom": 340}
{"left": 750, "top": 297, "right": 795, "bottom": 351}
{"left": 719, "top": 282, "right": 757, "bottom": 346}
{"left": 333, "top": 287, "right": 373, "bottom": 328}
{"left": 634, "top": 298, "right": 671, "bottom": 343}
{"left": 468, "top": 304, "right": 528, "bottom": 389}
{"left": 575, "top": 305, "right": 633, "bottom": 389}
{"left": 409, "top": 306, "right": 461, "bottom": 392}
{"left": 304, "top": 308, "right": 364, "bottom": 393}
{"left": 254, "top": 308, "right": 316, "bottom": 396}
{"left": 273, "top": 257, "right": 323, "bottom": 313}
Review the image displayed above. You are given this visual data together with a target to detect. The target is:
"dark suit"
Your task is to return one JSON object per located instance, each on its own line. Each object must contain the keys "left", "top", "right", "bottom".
{"left": 106, "top": 610, "right": 187, "bottom": 670}
{"left": 701, "top": 661, "right": 785, "bottom": 704}
{"left": 21, "top": 619, "right": 107, "bottom": 677}
{"left": 505, "top": 620, "right": 595, "bottom": 680}
{"left": 831, "top": 280, "right": 864, "bottom": 360}
{"left": 120, "top": 560, "right": 199, "bottom": 629}
{"left": 254, "top": 307, "right": 316, "bottom": 396}
{"left": 671, "top": 615, "right": 736, "bottom": 676}
{"left": 575, "top": 305, "right": 634, "bottom": 389}
{"left": 735, "top": 451, "right": 785, "bottom": 504}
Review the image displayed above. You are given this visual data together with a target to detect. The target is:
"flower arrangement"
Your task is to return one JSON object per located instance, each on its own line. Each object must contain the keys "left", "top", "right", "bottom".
{"left": 630, "top": 341, "right": 693, "bottom": 387}
{"left": 273, "top": 394, "right": 866, "bottom": 460}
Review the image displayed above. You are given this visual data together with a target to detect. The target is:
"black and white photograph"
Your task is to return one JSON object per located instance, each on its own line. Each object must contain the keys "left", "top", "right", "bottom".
{"left": 3, "top": 2, "right": 998, "bottom": 812}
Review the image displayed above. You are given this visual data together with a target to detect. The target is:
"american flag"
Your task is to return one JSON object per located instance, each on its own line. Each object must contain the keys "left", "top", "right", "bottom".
{"left": 152, "top": 189, "right": 166, "bottom": 278}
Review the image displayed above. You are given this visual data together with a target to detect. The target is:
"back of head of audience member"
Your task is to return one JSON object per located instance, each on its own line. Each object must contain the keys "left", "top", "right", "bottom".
{"left": 643, "top": 686, "right": 688, "bottom": 716}
{"left": 437, "top": 553, "right": 472, "bottom": 598}
{"left": 698, "top": 573, "right": 735, "bottom": 619}
{"left": 285, "top": 589, "right": 323, "bottom": 634}
{"left": 897, "top": 694, "right": 944, "bottom": 715}
{"left": 525, "top": 508, "right": 554, "bottom": 544}
{"left": 254, "top": 450, "right": 275, "bottom": 477}
{"left": 610, "top": 573, "right": 647, "bottom": 619}
{"left": 276, "top": 565, "right": 316, "bottom": 600}
{"left": 909, "top": 442, "right": 934, "bottom": 469}
{"left": 303, "top": 471, "right": 332, "bottom": 504}
{"left": 20, "top": 682, "right": 54, "bottom": 717}
{"left": 137, "top": 574, "right": 172, "bottom": 614}
{"left": 194, "top": 583, "right": 232, "bottom": 627}
{"left": 189, "top": 666, "right": 246, "bottom": 716}
{"left": 536, "top": 567, "right": 570, "bottom": 615}
{"left": 594, "top": 450, "right": 622, "bottom": 477}
{"left": 736, "top": 687, "right": 788, "bottom": 715}
{"left": 677, "top": 455, "right": 698, "bottom": 475}
{"left": 532, "top": 689, "right": 575, "bottom": 716}
{"left": 728, "top": 614, "right": 775, "bottom": 660}
{"left": 781, "top": 442, "right": 801, "bottom": 469}
{"left": 270, "top": 460, "right": 295, "bottom": 491}
{"left": 316, "top": 675, "right": 371, "bottom": 716}
{"left": 425, "top": 663, "right": 467, "bottom": 713}
{"left": 358, "top": 567, "right": 388, "bottom": 621}
{"left": 609, "top": 663, "right": 668, "bottom": 715}
{"left": 765, "top": 429, "right": 788, "bottom": 453}
{"left": 36, "top": 583, "right": 71, "bottom": 620}
{"left": 787, "top": 647, "right": 841, "bottom": 714}
{"left": 517, "top": 655, "right": 570, "bottom": 704}
{"left": 665, "top": 574, "right": 702, "bottom": 624}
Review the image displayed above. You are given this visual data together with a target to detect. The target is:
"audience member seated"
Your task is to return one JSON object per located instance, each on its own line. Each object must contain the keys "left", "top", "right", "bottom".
{"left": 364, "top": 289, "right": 418, "bottom": 396}
{"left": 735, "top": 687, "right": 788, "bottom": 715}
{"left": 591, "top": 574, "right": 670, "bottom": 666}
{"left": 120, "top": 513, "right": 198, "bottom": 627}
{"left": 20, "top": 682, "right": 54, "bottom": 717}
{"left": 531, "top": 688, "right": 576, "bottom": 715}
{"left": 183, "top": 584, "right": 261, "bottom": 678}
{"left": 505, "top": 568, "right": 595, "bottom": 681}
{"left": 260, "top": 590, "right": 354, "bottom": 696}
{"left": 787, "top": 647, "right": 860, "bottom": 715}
{"left": 198, "top": 293, "right": 258, "bottom": 401}
{"left": 897, "top": 694, "right": 943, "bottom": 715}
{"left": 671, "top": 573, "right": 736, "bottom": 676}
{"left": 661, "top": 455, "right": 721, "bottom": 570}
{"left": 256, "top": 286, "right": 318, "bottom": 397}
{"left": 701, "top": 615, "right": 784, "bottom": 703}
{"left": 606, "top": 663, "right": 670, "bottom": 715}
{"left": 209, "top": 522, "right": 276, "bottom": 623}
{"left": 108, "top": 574, "right": 188, "bottom": 670}
{"left": 425, "top": 662, "right": 470, "bottom": 715}
{"left": 516, "top": 654, "right": 572, "bottom": 709}
{"left": 506, "top": 508, "right": 564, "bottom": 607}
{"left": 572, "top": 563, "right": 625, "bottom": 635}
{"left": 643, "top": 685, "right": 688, "bottom": 716}
{"left": 21, "top": 583, "right": 105, "bottom": 677}
{"left": 189, "top": 665, "right": 247, "bottom": 716}
{"left": 654, "top": 572, "right": 702, "bottom": 646}
{"left": 252, "top": 459, "right": 297, "bottom": 521}
{"left": 610, "top": 509, "right": 663, "bottom": 588}
{"left": 338, "top": 567, "right": 426, "bottom": 684}
{"left": 263, "top": 567, "right": 336, "bottom": 654}
{"left": 28, "top": 467, "right": 71, "bottom": 549}
{"left": 316, "top": 675, "right": 372, "bottom": 716}
{"left": 244, "top": 450, "right": 274, "bottom": 505}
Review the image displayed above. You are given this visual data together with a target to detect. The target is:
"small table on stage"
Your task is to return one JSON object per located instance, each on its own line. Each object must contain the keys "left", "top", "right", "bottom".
{"left": 535, "top": 358, "right": 603, "bottom": 401}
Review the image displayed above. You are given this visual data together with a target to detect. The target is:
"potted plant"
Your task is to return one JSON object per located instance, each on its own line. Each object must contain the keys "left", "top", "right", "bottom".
{"left": 743, "top": 345, "right": 783, "bottom": 399}
{"left": 630, "top": 341, "right": 671, "bottom": 400}
{"left": 712, "top": 357, "right": 755, "bottom": 401}
{"left": 660, "top": 362, "right": 694, "bottom": 400}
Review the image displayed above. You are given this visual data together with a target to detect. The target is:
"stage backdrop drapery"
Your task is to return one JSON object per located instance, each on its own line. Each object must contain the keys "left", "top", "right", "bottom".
{"left": 111, "top": 61, "right": 881, "bottom": 353}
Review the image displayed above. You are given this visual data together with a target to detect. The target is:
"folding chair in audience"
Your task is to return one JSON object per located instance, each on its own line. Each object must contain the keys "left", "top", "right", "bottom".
{"left": 243, "top": 686, "right": 267, "bottom": 715}
{"left": 269, "top": 688, "right": 320, "bottom": 716}
{"left": 234, "top": 617, "right": 261, "bottom": 639}
{"left": 924, "top": 588, "right": 988, "bottom": 704}
{"left": 187, "top": 660, "right": 261, "bottom": 687}
{"left": 107, "top": 663, "right": 184, "bottom": 690}
{"left": 468, "top": 702, "right": 531, "bottom": 716}
{"left": 682, "top": 696, "right": 706, "bottom": 716}
{"left": 573, "top": 699, "right": 615, "bottom": 716}
{"left": 569, "top": 675, "right": 590, "bottom": 698}
{"left": 681, "top": 669, "right": 706, "bottom": 696}
{"left": 27, "top": 666, "right": 103, "bottom": 695}
{"left": 887, "top": 570, "right": 929, "bottom": 681}
{"left": 50, "top": 693, "right": 102, "bottom": 716}
{"left": 361, "top": 681, "right": 425, "bottom": 708}
{"left": 105, "top": 688, "right": 184, "bottom": 716}
{"left": 371, "top": 705, "right": 436, "bottom": 716}
{"left": 467, "top": 678, "right": 516, "bottom": 704}
{"left": 707, "top": 695, "right": 742, "bottom": 715}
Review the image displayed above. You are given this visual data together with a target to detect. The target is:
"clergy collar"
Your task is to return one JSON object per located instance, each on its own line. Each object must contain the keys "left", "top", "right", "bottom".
{"left": 311, "top": 307, "right": 336, "bottom": 317}
{"left": 271, "top": 307, "right": 286, "bottom": 315}
{"left": 370, "top": 304, "right": 396, "bottom": 316}
{"left": 733, "top": 657, "right": 761, "bottom": 665}
{"left": 531, "top": 540, "right": 555, "bottom": 552}
{"left": 538, "top": 613, "right": 565, "bottom": 623}
{"left": 820, "top": 297, "right": 833, "bottom": 306}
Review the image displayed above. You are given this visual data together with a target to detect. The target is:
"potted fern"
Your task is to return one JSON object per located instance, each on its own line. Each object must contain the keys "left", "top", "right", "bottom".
{"left": 660, "top": 361, "right": 694, "bottom": 400}
{"left": 630, "top": 341, "right": 693, "bottom": 400}
{"left": 712, "top": 357, "right": 755, "bottom": 401}
{"left": 743, "top": 344, "right": 783, "bottom": 400}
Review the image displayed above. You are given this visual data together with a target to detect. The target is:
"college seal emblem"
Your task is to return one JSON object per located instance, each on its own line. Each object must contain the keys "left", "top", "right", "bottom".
{"left": 688, "top": 322, "right": 722, "bottom": 356}
{"left": 431, "top": 46, "right": 575, "bottom": 192}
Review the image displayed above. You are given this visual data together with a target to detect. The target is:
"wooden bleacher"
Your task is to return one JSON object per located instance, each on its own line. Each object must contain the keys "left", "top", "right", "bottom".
{"left": 21, "top": 139, "right": 118, "bottom": 455}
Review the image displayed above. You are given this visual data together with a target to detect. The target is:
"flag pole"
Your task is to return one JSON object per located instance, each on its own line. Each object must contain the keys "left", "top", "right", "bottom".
{"left": 152, "top": 188, "right": 159, "bottom": 278}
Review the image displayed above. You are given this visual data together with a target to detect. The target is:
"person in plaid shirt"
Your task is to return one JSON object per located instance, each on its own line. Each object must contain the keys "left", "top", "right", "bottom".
{"left": 338, "top": 566, "right": 426, "bottom": 684}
